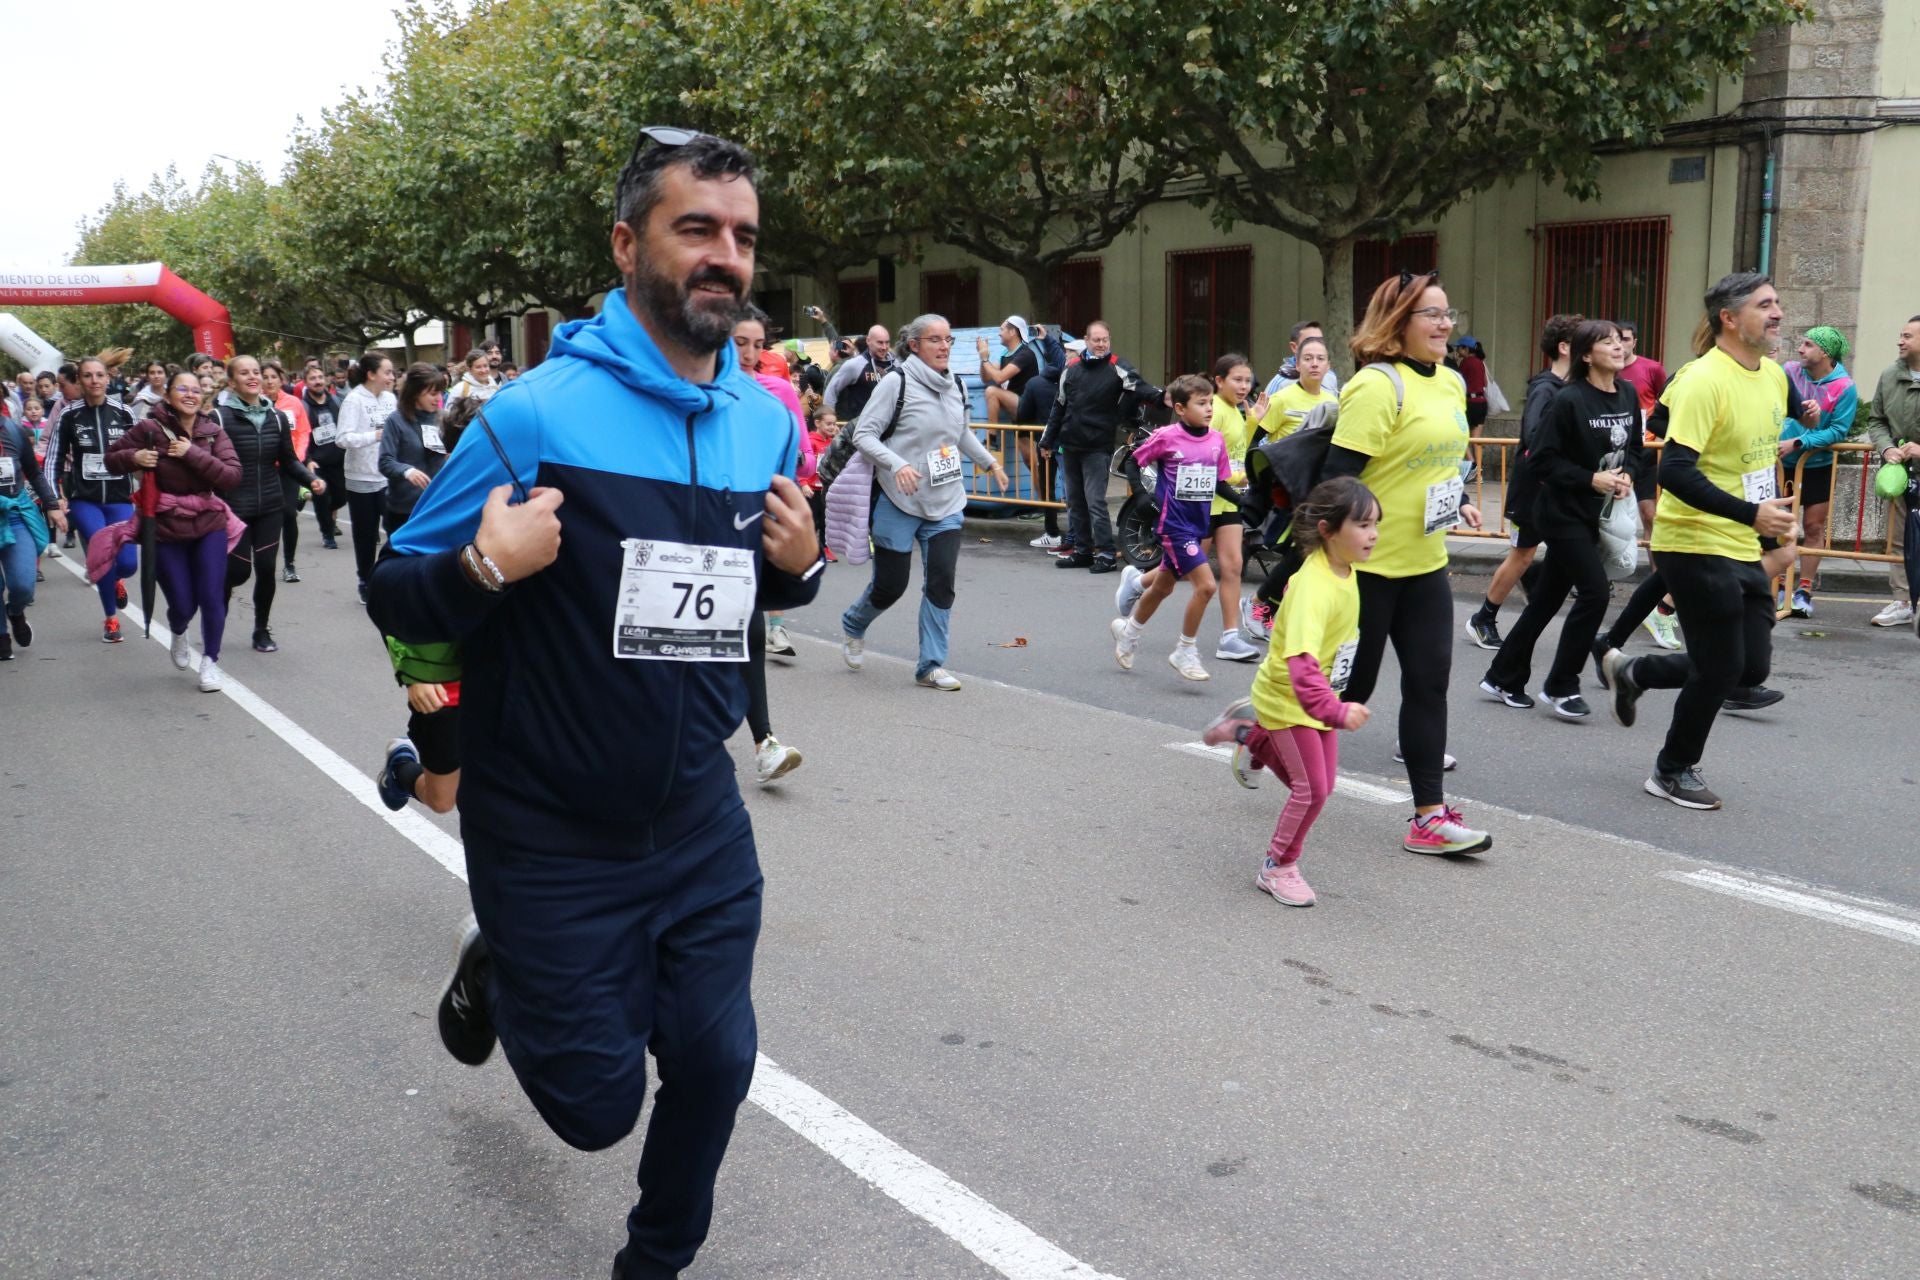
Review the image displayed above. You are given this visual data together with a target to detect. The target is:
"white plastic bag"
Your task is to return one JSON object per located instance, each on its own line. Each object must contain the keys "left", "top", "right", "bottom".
{"left": 1598, "top": 496, "right": 1639, "bottom": 579}
{"left": 1485, "top": 379, "right": 1511, "bottom": 416}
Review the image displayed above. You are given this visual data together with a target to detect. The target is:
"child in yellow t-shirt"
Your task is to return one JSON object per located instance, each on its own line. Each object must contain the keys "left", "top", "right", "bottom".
{"left": 1203, "top": 477, "right": 1380, "bottom": 907}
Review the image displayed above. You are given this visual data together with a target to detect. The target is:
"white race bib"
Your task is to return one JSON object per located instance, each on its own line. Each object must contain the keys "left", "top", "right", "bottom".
{"left": 312, "top": 417, "right": 338, "bottom": 445}
{"left": 927, "top": 444, "right": 962, "bottom": 487}
{"left": 613, "top": 538, "right": 756, "bottom": 662}
{"left": 1424, "top": 474, "right": 1465, "bottom": 535}
{"left": 0, "top": 456, "right": 14, "bottom": 486}
{"left": 1328, "top": 639, "right": 1358, "bottom": 693}
{"left": 1741, "top": 467, "right": 1777, "bottom": 504}
{"left": 422, "top": 424, "right": 445, "bottom": 453}
{"left": 81, "top": 452, "right": 111, "bottom": 481}
{"left": 1174, "top": 462, "right": 1215, "bottom": 503}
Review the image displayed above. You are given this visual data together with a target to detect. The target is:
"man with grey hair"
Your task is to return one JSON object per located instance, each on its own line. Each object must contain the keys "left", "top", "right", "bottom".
{"left": 369, "top": 125, "right": 822, "bottom": 1279}
{"left": 824, "top": 322, "right": 894, "bottom": 419}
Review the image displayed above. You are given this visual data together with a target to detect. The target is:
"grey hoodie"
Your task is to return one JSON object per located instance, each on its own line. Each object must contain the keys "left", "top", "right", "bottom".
{"left": 851, "top": 355, "right": 996, "bottom": 521}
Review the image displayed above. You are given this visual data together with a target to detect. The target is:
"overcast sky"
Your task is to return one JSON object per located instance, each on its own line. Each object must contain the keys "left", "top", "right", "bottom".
{"left": 0, "top": 0, "right": 458, "bottom": 269}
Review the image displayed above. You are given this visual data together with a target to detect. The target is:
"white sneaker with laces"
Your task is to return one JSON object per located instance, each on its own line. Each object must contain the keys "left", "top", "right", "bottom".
{"left": 1215, "top": 629, "right": 1260, "bottom": 662}
{"left": 916, "top": 666, "right": 962, "bottom": 691}
{"left": 841, "top": 634, "right": 864, "bottom": 671}
{"left": 1110, "top": 617, "right": 1137, "bottom": 670}
{"left": 170, "top": 630, "right": 193, "bottom": 670}
{"left": 1028, "top": 532, "right": 1062, "bottom": 549}
{"left": 1239, "top": 595, "right": 1272, "bottom": 643}
{"left": 1871, "top": 600, "right": 1915, "bottom": 627}
{"left": 765, "top": 622, "right": 796, "bottom": 656}
{"left": 1114, "top": 564, "right": 1146, "bottom": 618}
{"left": 1169, "top": 644, "right": 1210, "bottom": 681}
{"left": 755, "top": 735, "right": 802, "bottom": 784}
{"left": 197, "top": 655, "right": 223, "bottom": 693}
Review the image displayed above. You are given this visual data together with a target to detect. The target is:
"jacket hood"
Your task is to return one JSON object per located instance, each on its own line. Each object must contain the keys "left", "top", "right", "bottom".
{"left": 1526, "top": 369, "right": 1563, "bottom": 389}
{"left": 546, "top": 287, "right": 749, "bottom": 414}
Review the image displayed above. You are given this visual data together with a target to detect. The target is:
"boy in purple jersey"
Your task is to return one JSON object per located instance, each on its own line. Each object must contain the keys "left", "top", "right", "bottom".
{"left": 1110, "top": 375, "right": 1241, "bottom": 681}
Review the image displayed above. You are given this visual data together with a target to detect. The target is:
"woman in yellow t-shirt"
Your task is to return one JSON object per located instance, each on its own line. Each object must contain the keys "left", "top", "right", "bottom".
{"left": 1323, "top": 271, "right": 1490, "bottom": 856}
{"left": 1202, "top": 476, "right": 1379, "bottom": 907}
{"left": 1206, "top": 353, "right": 1268, "bottom": 664}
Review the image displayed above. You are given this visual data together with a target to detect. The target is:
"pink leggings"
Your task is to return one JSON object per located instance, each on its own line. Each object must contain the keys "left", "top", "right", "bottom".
{"left": 1244, "top": 725, "right": 1339, "bottom": 866}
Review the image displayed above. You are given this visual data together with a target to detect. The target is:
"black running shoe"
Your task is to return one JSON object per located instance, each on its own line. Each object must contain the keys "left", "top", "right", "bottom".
{"left": 7, "top": 611, "right": 31, "bottom": 648}
{"left": 321, "top": 533, "right": 340, "bottom": 550}
{"left": 1465, "top": 612, "right": 1502, "bottom": 650}
{"left": 1478, "top": 679, "right": 1533, "bottom": 709}
{"left": 1602, "top": 649, "right": 1640, "bottom": 727}
{"left": 283, "top": 565, "right": 300, "bottom": 583}
{"left": 1591, "top": 639, "right": 1613, "bottom": 689}
{"left": 1054, "top": 552, "right": 1094, "bottom": 569}
{"left": 0, "top": 633, "right": 12, "bottom": 661}
{"left": 1088, "top": 555, "right": 1119, "bottom": 574}
{"left": 1722, "top": 685, "right": 1784, "bottom": 712}
{"left": 1645, "top": 767, "right": 1722, "bottom": 810}
{"left": 1539, "top": 690, "right": 1592, "bottom": 720}
{"left": 357, "top": 581, "right": 369, "bottom": 606}
{"left": 252, "top": 628, "right": 278, "bottom": 653}
{"left": 437, "top": 917, "right": 496, "bottom": 1066}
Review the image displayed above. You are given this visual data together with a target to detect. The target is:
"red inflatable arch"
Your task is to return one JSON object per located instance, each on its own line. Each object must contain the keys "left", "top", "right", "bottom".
{"left": 0, "top": 263, "right": 236, "bottom": 358}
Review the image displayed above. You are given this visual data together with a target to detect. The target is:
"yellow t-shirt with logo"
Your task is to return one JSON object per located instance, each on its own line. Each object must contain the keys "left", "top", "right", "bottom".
{"left": 1650, "top": 346, "right": 1786, "bottom": 562}
{"left": 1210, "top": 395, "right": 1252, "bottom": 516}
{"left": 1330, "top": 362, "right": 1469, "bottom": 578}
{"left": 1267, "top": 382, "right": 1337, "bottom": 439}
{"left": 1251, "top": 549, "right": 1361, "bottom": 731}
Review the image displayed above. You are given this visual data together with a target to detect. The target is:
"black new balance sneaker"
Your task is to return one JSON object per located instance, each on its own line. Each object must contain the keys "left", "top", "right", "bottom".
{"left": 437, "top": 916, "right": 496, "bottom": 1066}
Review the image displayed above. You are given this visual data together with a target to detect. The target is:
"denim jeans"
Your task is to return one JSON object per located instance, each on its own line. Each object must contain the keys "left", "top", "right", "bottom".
{"left": 841, "top": 494, "right": 964, "bottom": 678}
{"left": 0, "top": 516, "right": 38, "bottom": 614}
{"left": 1059, "top": 448, "right": 1114, "bottom": 557}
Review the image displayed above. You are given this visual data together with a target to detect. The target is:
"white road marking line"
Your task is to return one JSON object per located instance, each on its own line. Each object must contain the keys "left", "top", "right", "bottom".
{"left": 52, "top": 549, "right": 1124, "bottom": 1280}
{"left": 1664, "top": 870, "right": 1920, "bottom": 949}
{"left": 1165, "top": 742, "right": 1411, "bottom": 805}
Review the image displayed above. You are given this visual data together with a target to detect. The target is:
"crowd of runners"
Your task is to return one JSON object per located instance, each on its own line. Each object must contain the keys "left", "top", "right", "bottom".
{"left": 6, "top": 125, "right": 1920, "bottom": 1279}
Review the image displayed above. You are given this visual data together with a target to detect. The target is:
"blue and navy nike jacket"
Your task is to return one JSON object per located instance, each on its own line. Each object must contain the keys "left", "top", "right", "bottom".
{"left": 367, "top": 288, "right": 816, "bottom": 861}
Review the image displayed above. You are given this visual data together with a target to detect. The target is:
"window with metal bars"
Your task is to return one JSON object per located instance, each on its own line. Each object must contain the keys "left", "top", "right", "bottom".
{"left": 1167, "top": 246, "right": 1252, "bottom": 379}
{"left": 1533, "top": 217, "right": 1670, "bottom": 358}
{"left": 837, "top": 278, "right": 879, "bottom": 337}
{"left": 1049, "top": 258, "right": 1104, "bottom": 339}
{"left": 1351, "top": 234, "right": 1439, "bottom": 324}
{"left": 920, "top": 270, "right": 980, "bottom": 328}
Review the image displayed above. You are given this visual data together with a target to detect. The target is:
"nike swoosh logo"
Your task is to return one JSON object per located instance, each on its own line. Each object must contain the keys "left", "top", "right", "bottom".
{"left": 733, "top": 511, "right": 765, "bottom": 530}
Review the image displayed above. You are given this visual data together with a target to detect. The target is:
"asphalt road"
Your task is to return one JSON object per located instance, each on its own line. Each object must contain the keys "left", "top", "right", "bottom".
{"left": 4, "top": 510, "right": 1918, "bottom": 1279}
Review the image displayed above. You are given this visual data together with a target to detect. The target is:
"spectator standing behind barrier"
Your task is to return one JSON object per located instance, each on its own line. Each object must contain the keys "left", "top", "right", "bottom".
{"left": 1264, "top": 320, "right": 1342, "bottom": 399}
{"left": 1321, "top": 271, "right": 1492, "bottom": 857}
{"left": 824, "top": 324, "right": 894, "bottom": 419}
{"left": 839, "top": 313, "right": 1008, "bottom": 690}
{"left": 1040, "top": 320, "right": 1161, "bottom": 574}
{"left": 1866, "top": 315, "right": 1920, "bottom": 628}
{"left": 1603, "top": 273, "right": 1797, "bottom": 811}
{"left": 1779, "top": 326, "right": 1855, "bottom": 617}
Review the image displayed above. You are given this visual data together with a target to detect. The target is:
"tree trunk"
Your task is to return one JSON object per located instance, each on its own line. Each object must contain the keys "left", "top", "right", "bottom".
{"left": 1018, "top": 261, "right": 1056, "bottom": 321}
{"left": 1319, "top": 238, "right": 1356, "bottom": 378}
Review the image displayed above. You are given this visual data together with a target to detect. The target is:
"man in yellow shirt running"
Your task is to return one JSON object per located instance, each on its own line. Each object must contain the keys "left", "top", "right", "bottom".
{"left": 1603, "top": 273, "right": 1798, "bottom": 810}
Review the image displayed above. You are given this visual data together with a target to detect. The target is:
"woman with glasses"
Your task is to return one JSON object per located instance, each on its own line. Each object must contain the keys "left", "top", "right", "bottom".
{"left": 106, "top": 372, "right": 242, "bottom": 691}
{"left": 1321, "top": 272, "right": 1492, "bottom": 856}
{"left": 838, "top": 312, "right": 1008, "bottom": 690}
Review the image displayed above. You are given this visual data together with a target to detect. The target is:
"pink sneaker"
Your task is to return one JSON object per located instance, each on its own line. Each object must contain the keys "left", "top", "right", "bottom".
{"left": 1403, "top": 806, "right": 1492, "bottom": 856}
{"left": 1256, "top": 859, "right": 1315, "bottom": 907}
{"left": 1202, "top": 697, "right": 1255, "bottom": 748}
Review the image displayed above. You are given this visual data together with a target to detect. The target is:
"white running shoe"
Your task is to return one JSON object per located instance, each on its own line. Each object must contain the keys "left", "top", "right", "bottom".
{"left": 197, "top": 655, "right": 223, "bottom": 693}
{"left": 1110, "top": 617, "right": 1137, "bottom": 671}
{"left": 841, "top": 634, "right": 864, "bottom": 671}
{"left": 916, "top": 666, "right": 962, "bottom": 691}
{"left": 1215, "top": 629, "right": 1260, "bottom": 662}
{"left": 1642, "top": 609, "right": 1683, "bottom": 650}
{"left": 1169, "top": 644, "right": 1210, "bottom": 681}
{"left": 765, "top": 622, "right": 796, "bottom": 657}
{"left": 1239, "top": 594, "right": 1272, "bottom": 643}
{"left": 1871, "top": 600, "right": 1915, "bottom": 627}
{"left": 1115, "top": 564, "right": 1146, "bottom": 618}
{"left": 170, "top": 630, "right": 193, "bottom": 670}
{"left": 755, "top": 735, "right": 802, "bottom": 784}
{"left": 1028, "top": 532, "right": 1062, "bottom": 549}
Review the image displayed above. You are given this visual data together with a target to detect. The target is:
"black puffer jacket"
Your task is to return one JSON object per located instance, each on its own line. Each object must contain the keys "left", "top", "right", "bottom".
{"left": 217, "top": 397, "right": 319, "bottom": 518}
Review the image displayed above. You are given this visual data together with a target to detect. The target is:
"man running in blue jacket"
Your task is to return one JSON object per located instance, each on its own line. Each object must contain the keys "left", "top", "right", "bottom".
{"left": 367, "top": 128, "right": 823, "bottom": 1279}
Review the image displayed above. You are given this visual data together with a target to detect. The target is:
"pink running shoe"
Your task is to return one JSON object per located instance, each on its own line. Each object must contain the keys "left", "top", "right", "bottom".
{"left": 1202, "top": 697, "right": 1255, "bottom": 748}
{"left": 1256, "top": 859, "right": 1315, "bottom": 906}
{"left": 1403, "top": 806, "right": 1492, "bottom": 856}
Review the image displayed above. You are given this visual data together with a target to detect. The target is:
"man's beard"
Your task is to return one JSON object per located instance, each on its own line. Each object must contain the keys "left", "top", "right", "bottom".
{"left": 630, "top": 257, "right": 749, "bottom": 357}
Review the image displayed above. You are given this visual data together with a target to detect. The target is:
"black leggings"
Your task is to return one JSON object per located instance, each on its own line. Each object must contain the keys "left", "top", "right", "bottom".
{"left": 1603, "top": 570, "right": 1670, "bottom": 651}
{"left": 346, "top": 489, "right": 385, "bottom": 585}
{"left": 1632, "top": 552, "right": 1773, "bottom": 775}
{"left": 1345, "top": 567, "right": 1453, "bottom": 808}
{"left": 280, "top": 476, "right": 302, "bottom": 568}
{"left": 746, "top": 609, "right": 771, "bottom": 742}
{"left": 225, "top": 510, "right": 282, "bottom": 631}
{"left": 1485, "top": 529, "right": 1609, "bottom": 697}
{"left": 312, "top": 455, "right": 347, "bottom": 536}
{"left": 869, "top": 529, "right": 961, "bottom": 611}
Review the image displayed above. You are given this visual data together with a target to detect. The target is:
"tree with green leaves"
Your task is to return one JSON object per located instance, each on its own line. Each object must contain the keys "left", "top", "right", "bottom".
{"left": 1152, "top": 0, "right": 1809, "bottom": 364}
